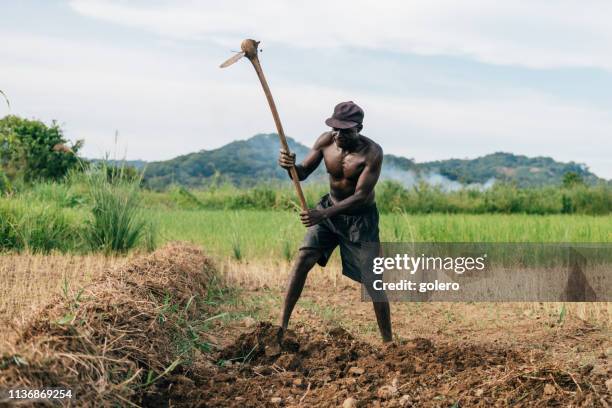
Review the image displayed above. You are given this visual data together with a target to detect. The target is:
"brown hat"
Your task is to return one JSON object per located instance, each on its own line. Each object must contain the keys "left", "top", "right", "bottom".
{"left": 325, "top": 101, "right": 364, "bottom": 129}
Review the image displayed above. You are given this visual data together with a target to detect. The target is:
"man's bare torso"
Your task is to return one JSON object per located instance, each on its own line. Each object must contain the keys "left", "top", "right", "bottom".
{"left": 318, "top": 131, "right": 381, "bottom": 206}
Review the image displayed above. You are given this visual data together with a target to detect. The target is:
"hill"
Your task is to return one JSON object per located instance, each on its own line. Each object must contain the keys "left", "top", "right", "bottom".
{"left": 140, "top": 133, "right": 603, "bottom": 189}
{"left": 418, "top": 152, "right": 600, "bottom": 188}
{"left": 142, "top": 134, "right": 325, "bottom": 189}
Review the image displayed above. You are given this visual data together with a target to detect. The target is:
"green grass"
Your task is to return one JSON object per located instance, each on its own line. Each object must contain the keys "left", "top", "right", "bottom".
{"left": 139, "top": 181, "right": 612, "bottom": 215}
{"left": 85, "top": 169, "right": 152, "bottom": 254}
{"left": 0, "top": 198, "right": 85, "bottom": 253}
{"left": 147, "top": 209, "right": 612, "bottom": 260}
{"left": 2, "top": 175, "right": 610, "bottom": 258}
{"left": 0, "top": 168, "right": 157, "bottom": 254}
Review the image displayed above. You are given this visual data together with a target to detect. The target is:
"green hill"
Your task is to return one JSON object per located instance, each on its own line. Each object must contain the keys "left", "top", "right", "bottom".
{"left": 140, "top": 133, "right": 604, "bottom": 189}
{"left": 143, "top": 134, "right": 325, "bottom": 189}
{"left": 419, "top": 152, "right": 600, "bottom": 187}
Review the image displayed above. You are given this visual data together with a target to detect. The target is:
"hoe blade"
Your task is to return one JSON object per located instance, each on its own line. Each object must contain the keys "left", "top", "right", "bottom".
{"left": 0, "top": 90, "right": 9, "bottom": 109}
{"left": 219, "top": 52, "right": 246, "bottom": 68}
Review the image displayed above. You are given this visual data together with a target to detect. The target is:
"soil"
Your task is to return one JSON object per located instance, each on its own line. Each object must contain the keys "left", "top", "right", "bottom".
{"left": 151, "top": 317, "right": 610, "bottom": 407}
{"left": 145, "top": 262, "right": 611, "bottom": 407}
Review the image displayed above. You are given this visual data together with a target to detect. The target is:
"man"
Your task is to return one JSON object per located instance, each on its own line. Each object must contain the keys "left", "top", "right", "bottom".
{"left": 278, "top": 101, "right": 392, "bottom": 342}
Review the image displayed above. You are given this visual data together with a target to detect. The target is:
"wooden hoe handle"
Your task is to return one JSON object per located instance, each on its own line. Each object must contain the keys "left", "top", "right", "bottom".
{"left": 241, "top": 39, "right": 308, "bottom": 211}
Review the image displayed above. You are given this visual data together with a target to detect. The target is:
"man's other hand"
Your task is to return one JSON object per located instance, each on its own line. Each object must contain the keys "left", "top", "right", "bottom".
{"left": 300, "top": 209, "right": 327, "bottom": 227}
{"left": 278, "top": 149, "right": 296, "bottom": 169}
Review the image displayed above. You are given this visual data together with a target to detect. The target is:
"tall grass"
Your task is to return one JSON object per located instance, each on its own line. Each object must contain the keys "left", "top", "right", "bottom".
{"left": 0, "top": 198, "right": 82, "bottom": 253}
{"left": 0, "top": 165, "right": 158, "bottom": 254}
{"left": 0, "top": 170, "right": 11, "bottom": 195}
{"left": 375, "top": 181, "right": 612, "bottom": 215}
{"left": 141, "top": 183, "right": 328, "bottom": 211}
{"left": 18, "top": 179, "right": 85, "bottom": 208}
{"left": 85, "top": 168, "right": 154, "bottom": 254}
{"left": 140, "top": 181, "right": 612, "bottom": 215}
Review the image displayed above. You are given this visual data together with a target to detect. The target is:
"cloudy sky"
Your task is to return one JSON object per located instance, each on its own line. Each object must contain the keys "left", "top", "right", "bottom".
{"left": 2, "top": 1, "right": 611, "bottom": 178}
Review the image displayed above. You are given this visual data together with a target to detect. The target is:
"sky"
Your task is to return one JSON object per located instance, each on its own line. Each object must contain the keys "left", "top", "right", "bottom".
{"left": 2, "top": 1, "right": 611, "bottom": 178}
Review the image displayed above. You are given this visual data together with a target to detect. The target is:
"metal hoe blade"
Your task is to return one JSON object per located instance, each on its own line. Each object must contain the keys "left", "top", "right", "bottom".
{"left": 0, "top": 90, "right": 9, "bottom": 109}
{"left": 219, "top": 52, "right": 245, "bottom": 68}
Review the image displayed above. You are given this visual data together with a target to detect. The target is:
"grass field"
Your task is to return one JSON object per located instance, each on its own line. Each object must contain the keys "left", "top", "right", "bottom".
{"left": 148, "top": 209, "right": 612, "bottom": 261}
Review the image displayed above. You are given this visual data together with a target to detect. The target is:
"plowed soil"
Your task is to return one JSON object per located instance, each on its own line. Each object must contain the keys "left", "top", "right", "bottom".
{"left": 154, "top": 318, "right": 610, "bottom": 407}
{"left": 133, "top": 255, "right": 612, "bottom": 407}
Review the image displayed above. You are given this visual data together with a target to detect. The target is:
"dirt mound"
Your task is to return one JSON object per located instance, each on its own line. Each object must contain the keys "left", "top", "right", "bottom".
{"left": 0, "top": 242, "right": 216, "bottom": 406}
{"left": 184, "top": 322, "right": 607, "bottom": 407}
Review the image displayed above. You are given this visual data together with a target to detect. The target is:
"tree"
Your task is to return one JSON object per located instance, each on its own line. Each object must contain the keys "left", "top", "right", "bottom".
{"left": 0, "top": 115, "right": 83, "bottom": 182}
{"left": 562, "top": 171, "right": 584, "bottom": 188}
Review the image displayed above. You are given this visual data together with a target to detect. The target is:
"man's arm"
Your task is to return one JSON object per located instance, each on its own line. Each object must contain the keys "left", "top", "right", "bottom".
{"left": 300, "top": 145, "right": 383, "bottom": 227}
{"left": 278, "top": 132, "right": 329, "bottom": 181}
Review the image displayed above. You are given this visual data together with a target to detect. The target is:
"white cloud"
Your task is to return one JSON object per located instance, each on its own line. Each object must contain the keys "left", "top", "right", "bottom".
{"left": 69, "top": 0, "right": 612, "bottom": 70}
{"left": 269, "top": 83, "right": 612, "bottom": 177}
{"left": 2, "top": 13, "right": 611, "bottom": 178}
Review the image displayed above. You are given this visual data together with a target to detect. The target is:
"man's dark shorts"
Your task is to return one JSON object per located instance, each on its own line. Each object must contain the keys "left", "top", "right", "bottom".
{"left": 300, "top": 194, "right": 380, "bottom": 283}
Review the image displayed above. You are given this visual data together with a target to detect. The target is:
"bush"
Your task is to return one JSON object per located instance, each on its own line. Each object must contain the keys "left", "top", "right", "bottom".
{"left": 377, "top": 180, "right": 407, "bottom": 213}
{"left": 0, "top": 115, "right": 83, "bottom": 182}
{"left": 566, "top": 184, "right": 611, "bottom": 215}
{"left": 374, "top": 182, "right": 611, "bottom": 215}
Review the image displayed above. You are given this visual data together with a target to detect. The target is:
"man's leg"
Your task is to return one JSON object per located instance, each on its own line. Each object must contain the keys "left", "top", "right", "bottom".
{"left": 362, "top": 271, "right": 392, "bottom": 342}
{"left": 340, "top": 239, "right": 393, "bottom": 343}
{"left": 372, "top": 299, "right": 392, "bottom": 342}
{"left": 367, "top": 239, "right": 392, "bottom": 342}
{"left": 280, "top": 249, "right": 322, "bottom": 331}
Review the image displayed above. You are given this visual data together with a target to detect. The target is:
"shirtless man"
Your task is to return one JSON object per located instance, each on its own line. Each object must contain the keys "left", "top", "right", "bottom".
{"left": 278, "top": 101, "right": 392, "bottom": 342}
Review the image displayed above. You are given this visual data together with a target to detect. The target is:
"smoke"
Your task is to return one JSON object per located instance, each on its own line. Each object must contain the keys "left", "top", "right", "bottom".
{"left": 381, "top": 166, "right": 496, "bottom": 191}
{"left": 380, "top": 167, "right": 419, "bottom": 187}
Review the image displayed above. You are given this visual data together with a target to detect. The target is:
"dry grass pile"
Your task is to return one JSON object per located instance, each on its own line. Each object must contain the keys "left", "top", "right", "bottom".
{"left": 0, "top": 242, "right": 216, "bottom": 406}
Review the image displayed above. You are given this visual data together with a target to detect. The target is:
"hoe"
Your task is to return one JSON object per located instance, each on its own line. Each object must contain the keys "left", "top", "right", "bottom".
{"left": 220, "top": 39, "right": 307, "bottom": 211}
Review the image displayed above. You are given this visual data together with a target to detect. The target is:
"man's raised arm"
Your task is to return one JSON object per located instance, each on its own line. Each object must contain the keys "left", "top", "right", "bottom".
{"left": 278, "top": 132, "right": 329, "bottom": 181}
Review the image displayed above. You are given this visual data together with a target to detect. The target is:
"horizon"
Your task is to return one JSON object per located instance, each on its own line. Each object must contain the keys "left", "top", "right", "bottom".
{"left": 3, "top": 1, "right": 612, "bottom": 178}
{"left": 84, "top": 132, "right": 605, "bottom": 179}
{"left": 83, "top": 132, "right": 608, "bottom": 182}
